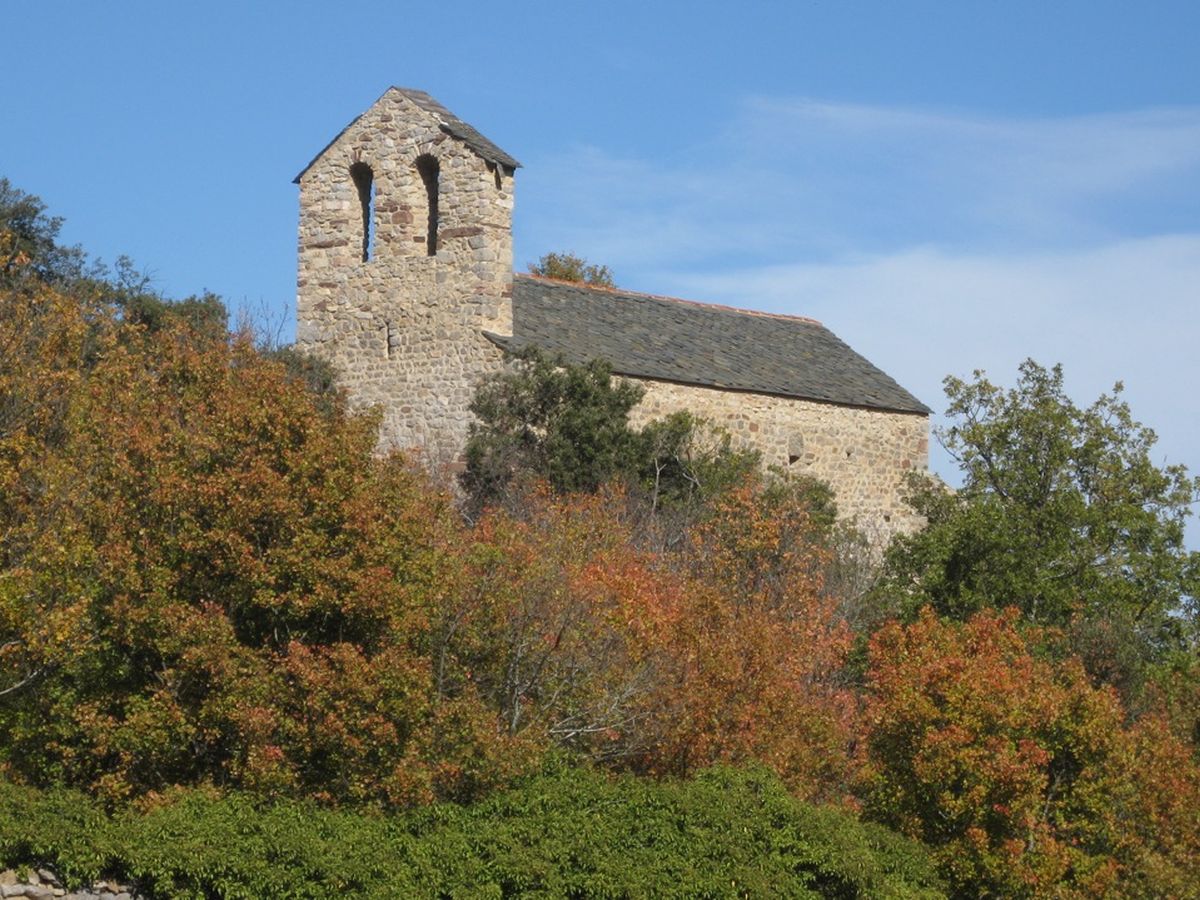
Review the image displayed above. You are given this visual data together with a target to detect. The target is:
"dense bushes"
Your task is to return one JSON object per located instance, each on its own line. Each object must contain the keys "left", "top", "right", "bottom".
{"left": 0, "top": 766, "right": 944, "bottom": 898}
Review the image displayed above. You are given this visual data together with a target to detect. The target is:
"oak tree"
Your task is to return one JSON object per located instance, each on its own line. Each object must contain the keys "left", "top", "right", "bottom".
{"left": 880, "top": 361, "right": 1199, "bottom": 691}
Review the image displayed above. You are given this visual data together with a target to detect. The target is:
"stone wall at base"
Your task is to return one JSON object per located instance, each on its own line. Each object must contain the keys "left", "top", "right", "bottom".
{"left": 0, "top": 868, "right": 140, "bottom": 899}
{"left": 628, "top": 378, "right": 929, "bottom": 536}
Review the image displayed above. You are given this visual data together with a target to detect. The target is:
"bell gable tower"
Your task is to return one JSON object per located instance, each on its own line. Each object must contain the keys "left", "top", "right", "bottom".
{"left": 294, "top": 87, "right": 519, "bottom": 465}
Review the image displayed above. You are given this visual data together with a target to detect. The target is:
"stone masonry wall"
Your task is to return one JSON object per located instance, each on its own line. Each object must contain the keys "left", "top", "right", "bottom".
{"left": 296, "top": 88, "right": 513, "bottom": 469}
{"left": 628, "top": 379, "right": 929, "bottom": 536}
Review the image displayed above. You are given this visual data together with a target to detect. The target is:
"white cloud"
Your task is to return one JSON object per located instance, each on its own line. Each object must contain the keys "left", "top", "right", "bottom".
{"left": 736, "top": 99, "right": 1200, "bottom": 193}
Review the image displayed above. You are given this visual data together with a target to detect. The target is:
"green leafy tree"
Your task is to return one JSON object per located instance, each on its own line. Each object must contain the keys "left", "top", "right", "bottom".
{"left": 460, "top": 347, "right": 758, "bottom": 517}
{"left": 527, "top": 251, "right": 615, "bottom": 288}
{"left": 639, "top": 410, "right": 762, "bottom": 514}
{"left": 119, "top": 288, "right": 229, "bottom": 343}
{"left": 0, "top": 179, "right": 88, "bottom": 286}
{"left": 462, "top": 348, "right": 646, "bottom": 505}
{"left": 880, "top": 361, "right": 1199, "bottom": 683}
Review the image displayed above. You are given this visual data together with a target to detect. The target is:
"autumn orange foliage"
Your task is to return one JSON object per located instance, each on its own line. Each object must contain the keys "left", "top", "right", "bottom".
{"left": 446, "top": 484, "right": 859, "bottom": 804}
{"left": 1, "top": 290, "right": 530, "bottom": 805}
{"left": 638, "top": 485, "right": 858, "bottom": 803}
{"left": 862, "top": 608, "right": 1200, "bottom": 897}
{"left": 1, "top": 285, "right": 859, "bottom": 808}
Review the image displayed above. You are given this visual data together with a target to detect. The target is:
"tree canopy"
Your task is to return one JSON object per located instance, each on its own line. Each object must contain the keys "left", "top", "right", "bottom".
{"left": 461, "top": 346, "right": 760, "bottom": 519}
{"left": 881, "top": 361, "right": 1198, "bottom": 645}
{"left": 527, "top": 251, "right": 615, "bottom": 288}
{"left": 864, "top": 608, "right": 1199, "bottom": 897}
{"left": 0, "top": 178, "right": 89, "bottom": 286}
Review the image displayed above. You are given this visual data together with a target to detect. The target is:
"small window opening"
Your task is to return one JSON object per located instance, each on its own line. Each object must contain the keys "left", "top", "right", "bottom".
{"left": 786, "top": 434, "right": 805, "bottom": 466}
{"left": 415, "top": 155, "right": 439, "bottom": 256}
{"left": 350, "top": 162, "right": 374, "bottom": 262}
{"left": 384, "top": 320, "right": 397, "bottom": 359}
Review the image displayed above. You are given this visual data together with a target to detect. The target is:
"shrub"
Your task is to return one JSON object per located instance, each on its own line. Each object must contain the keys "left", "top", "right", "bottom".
{"left": 0, "top": 765, "right": 944, "bottom": 898}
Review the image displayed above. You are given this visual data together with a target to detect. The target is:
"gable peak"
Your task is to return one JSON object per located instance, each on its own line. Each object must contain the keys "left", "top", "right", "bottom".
{"left": 293, "top": 86, "right": 520, "bottom": 184}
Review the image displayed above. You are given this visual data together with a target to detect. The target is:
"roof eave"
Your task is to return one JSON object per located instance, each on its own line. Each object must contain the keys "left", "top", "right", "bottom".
{"left": 485, "top": 331, "right": 931, "bottom": 416}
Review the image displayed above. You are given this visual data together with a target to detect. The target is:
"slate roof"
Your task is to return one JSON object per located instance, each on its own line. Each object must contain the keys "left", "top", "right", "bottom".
{"left": 486, "top": 275, "right": 929, "bottom": 415}
{"left": 294, "top": 87, "right": 521, "bottom": 184}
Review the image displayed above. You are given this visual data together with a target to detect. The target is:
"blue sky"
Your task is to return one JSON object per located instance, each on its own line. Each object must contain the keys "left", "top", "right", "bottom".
{"left": 7, "top": 0, "right": 1199, "bottom": 535}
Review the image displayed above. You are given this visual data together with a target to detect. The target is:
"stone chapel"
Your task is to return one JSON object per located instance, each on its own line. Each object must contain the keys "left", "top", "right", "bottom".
{"left": 295, "top": 87, "right": 930, "bottom": 534}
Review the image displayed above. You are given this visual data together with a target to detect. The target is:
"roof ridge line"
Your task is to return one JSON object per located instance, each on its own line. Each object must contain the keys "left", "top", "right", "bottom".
{"left": 514, "top": 273, "right": 824, "bottom": 326}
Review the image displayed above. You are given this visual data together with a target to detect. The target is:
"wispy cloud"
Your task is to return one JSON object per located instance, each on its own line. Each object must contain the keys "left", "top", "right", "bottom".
{"left": 736, "top": 99, "right": 1200, "bottom": 193}
{"left": 518, "top": 99, "right": 1200, "bottom": 266}
{"left": 513, "top": 98, "right": 1200, "bottom": 528}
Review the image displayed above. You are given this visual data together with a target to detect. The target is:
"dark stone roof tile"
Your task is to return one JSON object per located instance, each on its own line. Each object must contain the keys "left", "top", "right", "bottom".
{"left": 487, "top": 275, "right": 929, "bottom": 415}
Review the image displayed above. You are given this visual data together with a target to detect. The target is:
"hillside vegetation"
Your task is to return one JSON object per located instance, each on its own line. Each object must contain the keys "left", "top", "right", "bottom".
{"left": 2, "top": 180, "right": 1198, "bottom": 897}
